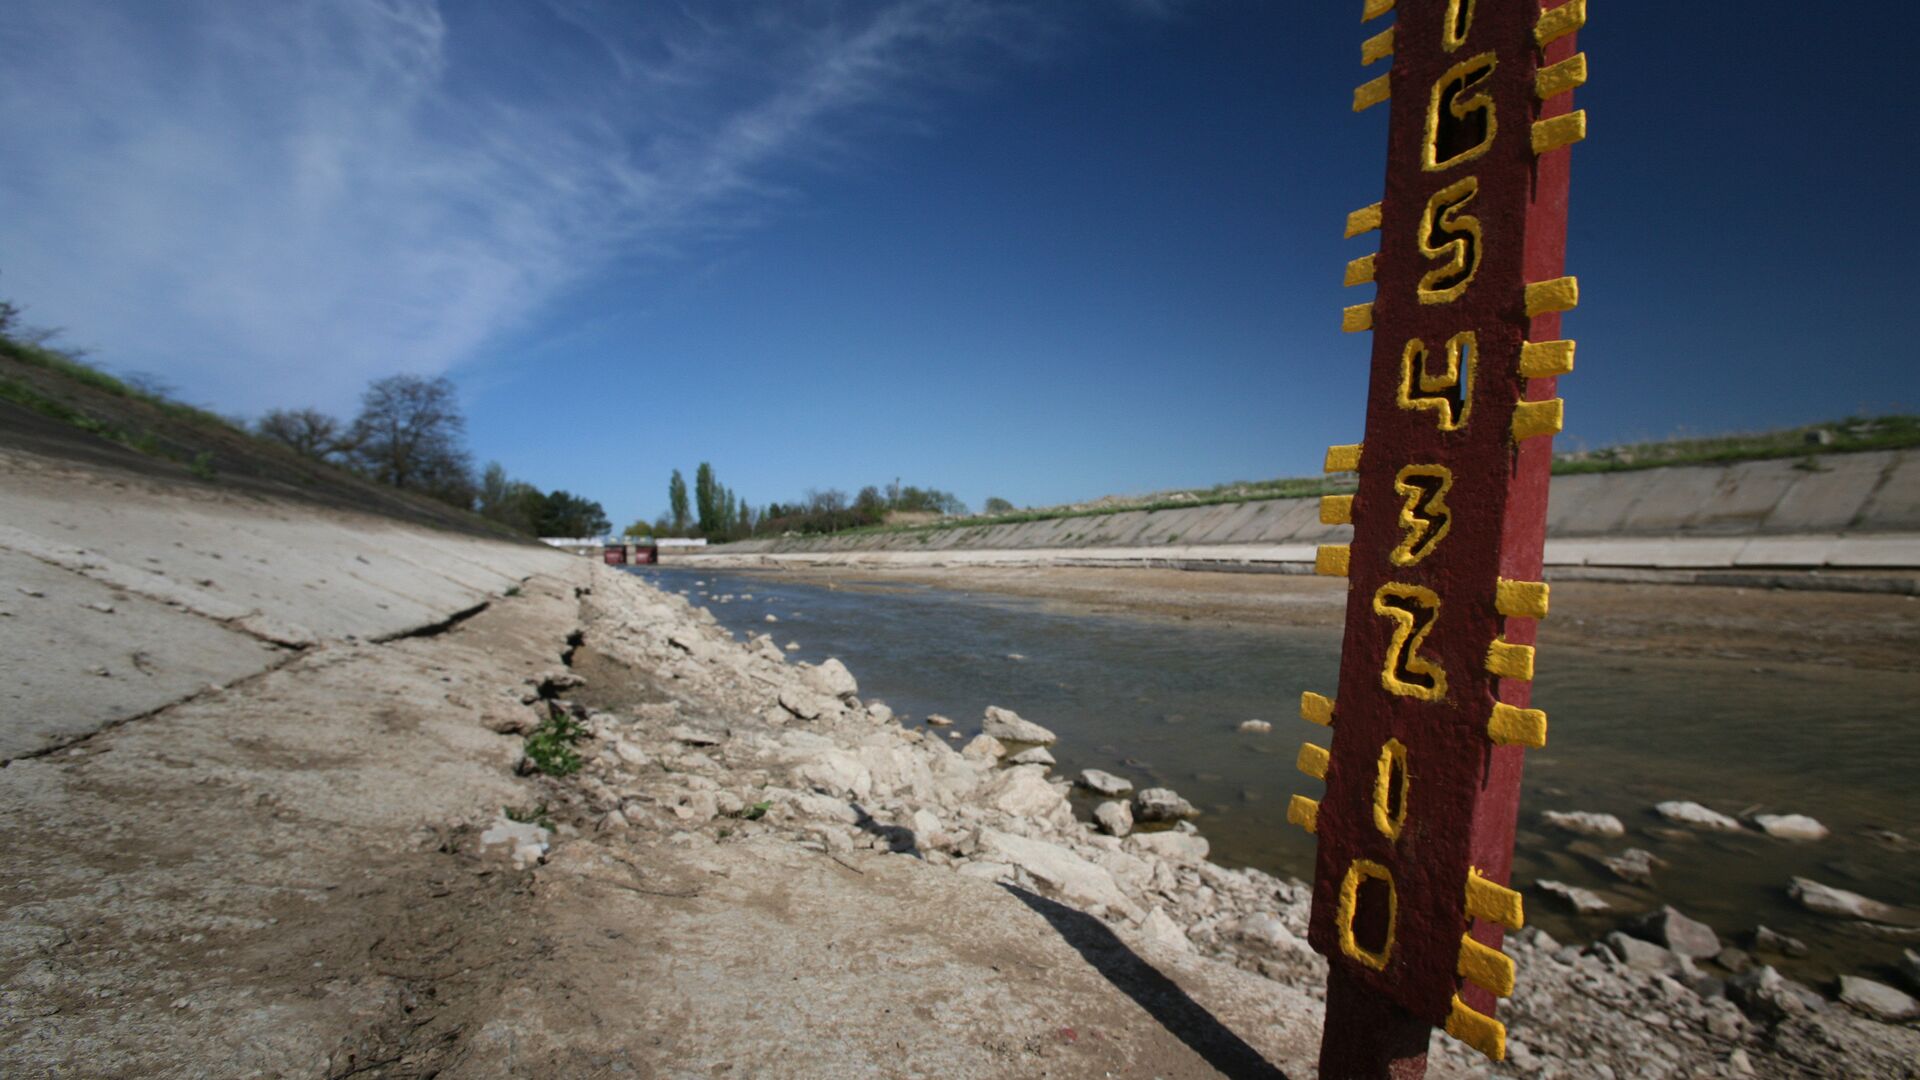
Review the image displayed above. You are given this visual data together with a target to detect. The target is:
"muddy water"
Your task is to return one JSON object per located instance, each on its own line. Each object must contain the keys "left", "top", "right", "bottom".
{"left": 625, "top": 565, "right": 1920, "bottom": 989}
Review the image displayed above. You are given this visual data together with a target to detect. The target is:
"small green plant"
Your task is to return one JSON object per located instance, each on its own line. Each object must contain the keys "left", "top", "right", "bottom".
{"left": 504, "top": 802, "right": 554, "bottom": 830}
{"left": 741, "top": 799, "right": 772, "bottom": 821}
{"left": 188, "top": 451, "right": 216, "bottom": 480}
{"left": 523, "top": 709, "right": 586, "bottom": 776}
{"left": 504, "top": 585, "right": 522, "bottom": 597}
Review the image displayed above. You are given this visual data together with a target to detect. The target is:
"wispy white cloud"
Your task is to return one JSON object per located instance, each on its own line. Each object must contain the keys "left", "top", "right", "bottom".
{"left": 0, "top": 0, "right": 1059, "bottom": 412}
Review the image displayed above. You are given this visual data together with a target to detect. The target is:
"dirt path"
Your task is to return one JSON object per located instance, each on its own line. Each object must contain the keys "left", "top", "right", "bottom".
{"left": 729, "top": 564, "right": 1920, "bottom": 672}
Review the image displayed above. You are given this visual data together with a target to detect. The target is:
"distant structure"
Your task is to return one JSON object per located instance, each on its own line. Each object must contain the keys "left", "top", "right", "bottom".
{"left": 1293, "top": 1, "right": 1587, "bottom": 1076}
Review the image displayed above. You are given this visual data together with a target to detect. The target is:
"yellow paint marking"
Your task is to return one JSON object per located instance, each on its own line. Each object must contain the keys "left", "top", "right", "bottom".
{"left": 1362, "top": 0, "right": 1394, "bottom": 23}
{"left": 1344, "top": 202, "right": 1382, "bottom": 237}
{"left": 1320, "top": 494, "right": 1354, "bottom": 525}
{"left": 1511, "top": 398, "right": 1565, "bottom": 441}
{"left": 1299, "top": 691, "right": 1335, "bottom": 727}
{"left": 1534, "top": 0, "right": 1586, "bottom": 48}
{"left": 1342, "top": 302, "right": 1375, "bottom": 332}
{"left": 1487, "top": 702, "right": 1548, "bottom": 748}
{"left": 1344, "top": 253, "right": 1376, "bottom": 287}
{"left": 1335, "top": 860, "right": 1397, "bottom": 970}
{"left": 1535, "top": 53, "right": 1587, "bottom": 99}
{"left": 1524, "top": 276, "right": 1579, "bottom": 316}
{"left": 1372, "top": 738, "right": 1410, "bottom": 841}
{"left": 1518, "top": 339, "right": 1575, "bottom": 378}
{"left": 1532, "top": 110, "right": 1587, "bottom": 154}
{"left": 1447, "top": 995, "right": 1507, "bottom": 1061}
{"left": 1353, "top": 73, "right": 1391, "bottom": 112}
{"left": 1315, "top": 544, "right": 1351, "bottom": 578}
{"left": 1494, "top": 578, "right": 1550, "bottom": 619}
{"left": 1458, "top": 934, "right": 1517, "bottom": 997}
{"left": 1361, "top": 27, "right": 1394, "bottom": 66}
{"left": 1287, "top": 794, "right": 1319, "bottom": 833}
{"left": 1465, "top": 868, "right": 1525, "bottom": 930}
{"left": 1324, "top": 443, "right": 1363, "bottom": 473}
{"left": 1485, "top": 638, "right": 1536, "bottom": 680}
{"left": 1373, "top": 583, "right": 1447, "bottom": 701}
{"left": 1296, "top": 742, "right": 1330, "bottom": 780}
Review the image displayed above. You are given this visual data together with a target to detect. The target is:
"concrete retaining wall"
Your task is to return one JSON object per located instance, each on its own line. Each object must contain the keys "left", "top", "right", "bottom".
{"left": 695, "top": 450, "right": 1920, "bottom": 571}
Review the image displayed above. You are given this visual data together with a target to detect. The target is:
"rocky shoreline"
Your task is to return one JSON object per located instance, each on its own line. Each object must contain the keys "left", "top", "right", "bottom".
{"left": 497, "top": 566, "right": 1920, "bottom": 1078}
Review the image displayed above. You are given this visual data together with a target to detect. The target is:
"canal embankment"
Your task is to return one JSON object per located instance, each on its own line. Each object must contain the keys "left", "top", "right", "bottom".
{"left": 674, "top": 449, "right": 1920, "bottom": 588}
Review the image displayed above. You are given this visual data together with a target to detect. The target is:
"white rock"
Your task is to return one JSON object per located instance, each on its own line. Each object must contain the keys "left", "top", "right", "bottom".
{"left": 925, "top": 713, "right": 954, "bottom": 727}
{"left": 1078, "top": 769, "right": 1134, "bottom": 797}
{"left": 1008, "top": 746, "right": 1055, "bottom": 767}
{"left": 1655, "top": 801, "right": 1744, "bottom": 832}
{"left": 980, "top": 766, "right": 1067, "bottom": 819}
{"left": 1133, "top": 787, "right": 1200, "bottom": 823}
{"left": 1094, "top": 800, "right": 1133, "bottom": 837}
{"left": 960, "top": 733, "right": 1007, "bottom": 764}
{"left": 478, "top": 816, "right": 549, "bottom": 870}
{"left": 785, "top": 641, "right": 800, "bottom": 652}
{"left": 1237, "top": 719, "right": 1272, "bottom": 733}
{"left": 975, "top": 829, "right": 1140, "bottom": 919}
{"left": 778, "top": 687, "right": 824, "bottom": 721}
{"left": 1541, "top": 810, "right": 1626, "bottom": 838}
{"left": 764, "top": 613, "right": 778, "bottom": 623}
{"left": 1537, "top": 879, "right": 1610, "bottom": 914}
{"left": 1837, "top": 975, "right": 1919, "bottom": 1021}
{"left": 1753, "top": 813, "right": 1829, "bottom": 841}
{"left": 911, "top": 808, "right": 946, "bottom": 848}
{"left": 613, "top": 740, "right": 651, "bottom": 767}
{"left": 1138, "top": 907, "right": 1190, "bottom": 953}
{"left": 1235, "top": 912, "right": 1303, "bottom": 952}
{"left": 980, "top": 706, "right": 1057, "bottom": 745}
{"left": 668, "top": 725, "right": 722, "bottom": 746}
{"left": 865, "top": 701, "right": 894, "bottom": 724}
{"left": 1128, "top": 830, "right": 1210, "bottom": 864}
{"left": 794, "top": 750, "right": 873, "bottom": 801}
{"left": 804, "top": 658, "right": 859, "bottom": 700}
{"left": 1601, "top": 847, "right": 1666, "bottom": 884}
{"left": 1788, "top": 877, "right": 1902, "bottom": 921}
{"left": 956, "top": 860, "right": 1013, "bottom": 883}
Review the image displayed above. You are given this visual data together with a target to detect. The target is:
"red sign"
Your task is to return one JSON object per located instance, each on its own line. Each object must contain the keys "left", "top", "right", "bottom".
{"left": 1292, "top": 1, "right": 1586, "bottom": 1073}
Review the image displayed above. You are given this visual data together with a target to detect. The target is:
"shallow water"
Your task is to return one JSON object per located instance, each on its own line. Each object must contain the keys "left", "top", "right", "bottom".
{"left": 625, "top": 565, "right": 1920, "bottom": 989}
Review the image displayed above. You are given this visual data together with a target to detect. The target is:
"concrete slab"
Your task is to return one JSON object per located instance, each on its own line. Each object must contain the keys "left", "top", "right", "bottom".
{"left": 1858, "top": 453, "right": 1920, "bottom": 530}
{"left": 1616, "top": 465, "right": 1728, "bottom": 534}
{"left": 1549, "top": 470, "right": 1660, "bottom": 535}
{"left": 0, "top": 548, "right": 282, "bottom": 760}
{"left": 1686, "top": 459, "right": 1804, "bottom": 534}
{"left": 1764, "top": 452, "right": 1889, "bottom": 532}
{"left": 1826, "top": 535, "right": 1920, "bottom": 568}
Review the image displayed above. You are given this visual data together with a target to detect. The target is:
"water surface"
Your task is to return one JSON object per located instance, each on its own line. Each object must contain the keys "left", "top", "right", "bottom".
{"left": 625, "top": 565, "right": 1920, "bottom": 987}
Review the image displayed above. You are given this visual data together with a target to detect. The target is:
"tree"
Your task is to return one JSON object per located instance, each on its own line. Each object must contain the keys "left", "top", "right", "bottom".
{"left": 349, "top": 374, "right": 474, "bottom": 505}
{"left": 984, "top": 496, "right": 1015, "bottom": 514}
{"left": 854, "top": 486, "right": 885, "bottom": 515}
{"left": 258, "top": 407, "right": 353, "bottom": 462}
{"left": 621, "top": 519, "right": 652, "bottom": 539}
{"left": 476, "top": 462, "right": 546, "bottom": 534}
{"left": 668, "top": 470, "right": 690, "bottom": 534}
{"left": 537, "top": 490, "right": 608, "bottom": 537}
{"left": 694, "top": 462, "right": 719, "bottom": 535}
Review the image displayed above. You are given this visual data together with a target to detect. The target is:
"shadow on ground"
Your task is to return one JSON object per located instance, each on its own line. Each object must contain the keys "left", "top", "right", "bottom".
{"left": 1004, "top": 884, "right": 1289, "bottom": 1080}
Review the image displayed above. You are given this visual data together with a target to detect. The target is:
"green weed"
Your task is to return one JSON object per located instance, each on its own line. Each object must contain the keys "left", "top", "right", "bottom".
{"left": 524, "top": 709, "right": 586, "bottom": 776}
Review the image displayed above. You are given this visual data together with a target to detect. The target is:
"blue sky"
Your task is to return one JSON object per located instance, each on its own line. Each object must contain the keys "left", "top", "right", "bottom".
{"left": 3, "top": 2, "right": 1915, "bottom": 528}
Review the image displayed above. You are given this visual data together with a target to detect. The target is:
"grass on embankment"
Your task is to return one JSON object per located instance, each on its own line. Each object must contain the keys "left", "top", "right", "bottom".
{"left": 0, "top": 334, "right": 527, "bottom": 541}
{"left": 791, "top": 415, "right": 1919, "bottom": 542}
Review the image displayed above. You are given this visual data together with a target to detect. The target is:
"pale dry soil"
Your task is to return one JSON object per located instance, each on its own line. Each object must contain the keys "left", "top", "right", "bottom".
{"left": 745, "top": 565, "right": 1920, "bottom": 673}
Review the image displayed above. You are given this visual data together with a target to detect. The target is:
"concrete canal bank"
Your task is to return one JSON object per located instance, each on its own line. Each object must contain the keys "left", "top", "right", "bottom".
{"left": 679, "top": 450, "right": 1920, "bottom": 584}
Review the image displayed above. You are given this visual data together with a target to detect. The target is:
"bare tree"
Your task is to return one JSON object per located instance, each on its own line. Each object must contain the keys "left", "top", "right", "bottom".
{"left": 257, "top": 407, "right": 353, "bottom": 461}
{"left": 349, "top": 375, "right": 474, "bottom": 505}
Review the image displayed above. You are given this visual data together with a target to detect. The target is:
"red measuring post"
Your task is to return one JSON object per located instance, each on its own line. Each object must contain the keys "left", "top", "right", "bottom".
{"left": 1289, "top": 1, "right": 1587, "bottom": 1075}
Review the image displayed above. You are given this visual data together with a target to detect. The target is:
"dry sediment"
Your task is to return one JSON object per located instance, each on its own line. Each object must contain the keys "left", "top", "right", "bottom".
{"left": 5, "top": 552, "right": 1917, "bottom": 1076}
{"left": 508, "top": 567, "right": 1920, "bottom": 1077}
